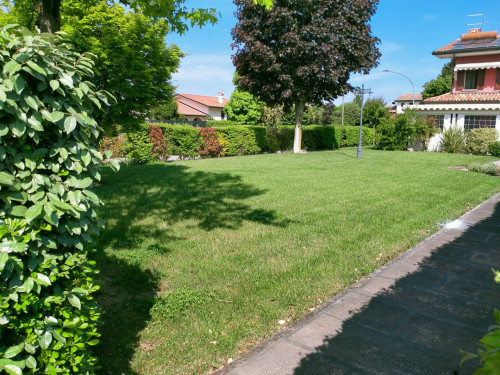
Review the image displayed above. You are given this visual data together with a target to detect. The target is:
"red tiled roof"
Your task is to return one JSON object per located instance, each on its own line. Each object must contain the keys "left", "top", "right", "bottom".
{"left": 395, "top": 93, "right": 423, "bottom": 101}
{"left": 176, "top": 101, "right": 207, "bottom": 117}
{"left": 176, "top": 93, "right": 229, "bottom": 108}
{"left": 423, "top": 92, "right": 500, "bottom": 103}
{"left": 434, "top": 40, "right": 459, "bottom": 53}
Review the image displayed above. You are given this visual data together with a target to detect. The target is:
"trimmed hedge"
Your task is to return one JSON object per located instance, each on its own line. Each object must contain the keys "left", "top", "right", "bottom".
{"left": 107, "top": 124, "right": 377, "bottom": 162}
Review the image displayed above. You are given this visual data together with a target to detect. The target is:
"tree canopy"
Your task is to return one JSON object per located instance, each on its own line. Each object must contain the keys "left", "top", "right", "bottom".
{"left": 422, "top": 60, "right": 453, "bottom": 99}
{"left": 0, "top": 0, "right": 218, "bottom": 33}
{"left": 232, "top": 0, "right": 381, "bottom": 152}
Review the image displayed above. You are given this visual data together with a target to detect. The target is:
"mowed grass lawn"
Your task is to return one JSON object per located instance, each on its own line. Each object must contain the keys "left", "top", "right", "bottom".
{"left": 92, "top": 149, "right": 499, "bottom": 374}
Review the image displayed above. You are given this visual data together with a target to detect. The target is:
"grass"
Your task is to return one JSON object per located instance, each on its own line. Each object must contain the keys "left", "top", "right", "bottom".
{"left": 91, "top": 148, "right": 500, "bottom": 374}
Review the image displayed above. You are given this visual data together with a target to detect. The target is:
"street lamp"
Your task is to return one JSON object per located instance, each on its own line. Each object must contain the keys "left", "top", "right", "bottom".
{"left": 383, "top": 69, "right": 415, "bottom": 106}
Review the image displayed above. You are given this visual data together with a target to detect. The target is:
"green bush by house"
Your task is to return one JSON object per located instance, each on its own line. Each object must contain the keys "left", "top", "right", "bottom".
{"left": 466, "top": 128, "right": 499, "bottom": 155}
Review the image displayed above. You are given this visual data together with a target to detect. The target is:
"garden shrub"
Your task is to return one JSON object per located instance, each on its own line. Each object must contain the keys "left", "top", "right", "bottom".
{"left": 489, "top": 141, "right": 500, "bottom": 157}
{"left": 265, "top": 127, "right": 281, "bottom": 152}
{"left": 215, "top": 126, "right": 264, "bottom": 156}
{"left": 466, "top": 128, "right": 499, "bottom": 155}
{"left": 441, "top": 125, "right": 466, "bottom": 153}
{"left": 302, "top": 126, "right": 335, "bottom": 150}
{"left": 127, "top": 131, "right": 154, "bottom": 164}
{"left": 0, "top": 26, "right": 113, "bottom": 373}
{"left": 148, "top": 125, "right": 167, "bottom": 159}
{"left": 198, "top": 127, "right": 225, "bottom": 157}
{"left": 276, "top": 127, "right": 294, "bottom": 151}
{"left": 338, "top": 126, "right": 373, "bottom": 148}
{"left": 160, "top": 124, "right": 201, "bottom": 157}
{"left": 99, "top": 134, "right": 127, "bottom": 158}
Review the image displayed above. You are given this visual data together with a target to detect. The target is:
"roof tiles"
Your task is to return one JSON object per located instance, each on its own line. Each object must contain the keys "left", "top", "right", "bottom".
{"left": 176, "top": 94, "right": 229, "bottom": 108}
{"left": 423, "top": 92, "right": 500, "bottom": 103}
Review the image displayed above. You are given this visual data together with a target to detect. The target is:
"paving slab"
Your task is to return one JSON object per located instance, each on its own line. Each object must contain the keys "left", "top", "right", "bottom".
{"left": 220, "top": 193, "right": 500, "bottom": 375}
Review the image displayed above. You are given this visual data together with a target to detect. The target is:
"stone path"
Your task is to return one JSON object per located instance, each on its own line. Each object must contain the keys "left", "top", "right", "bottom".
{"left": 220, "top": 193, "right": 500, "bottom": 375}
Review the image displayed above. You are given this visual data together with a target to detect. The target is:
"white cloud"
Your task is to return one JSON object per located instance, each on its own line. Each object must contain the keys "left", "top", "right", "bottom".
{"left": 423, "top": 14, "right": 437, "bottom": 21}
{"left": 172, "top": 53, "right": 235, "bottom": 97}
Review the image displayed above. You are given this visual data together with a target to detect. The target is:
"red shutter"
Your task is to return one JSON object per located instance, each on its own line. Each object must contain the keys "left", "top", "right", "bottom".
{"left": 476, "top": 69, "right": 485, "bottom": 90}
{"left": 496, "top": 68, "right": 500, "bottom": 91}
{"left": 457, "top": 71, "right": 465, "bottom": 91}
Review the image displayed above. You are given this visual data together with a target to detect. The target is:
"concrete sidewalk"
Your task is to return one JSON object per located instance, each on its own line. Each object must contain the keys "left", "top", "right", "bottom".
{"left": 221, "top": 193, "right": 500, "bottom": 375}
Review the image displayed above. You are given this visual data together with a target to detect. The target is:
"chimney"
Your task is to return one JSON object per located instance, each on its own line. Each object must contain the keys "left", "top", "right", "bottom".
{"left": 218, "top": 92, "right": 224, "bottom": 104}
{"left": 461, "top": 30, "right": 498, "bottom": 41}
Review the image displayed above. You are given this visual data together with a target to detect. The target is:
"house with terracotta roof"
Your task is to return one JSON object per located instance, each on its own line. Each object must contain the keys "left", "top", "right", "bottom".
{"left": 174, "top": 92, "right": 229, "bottom": 122}
{"left": 394, "top": 93, "right": 423, "bottom": 114}
{"left": 417, "top": 28, "right": 500, "bottom": 150}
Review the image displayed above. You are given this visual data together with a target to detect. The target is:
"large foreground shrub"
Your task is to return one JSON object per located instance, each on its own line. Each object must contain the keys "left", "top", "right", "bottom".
{"left": 466, "top": 128, "right": 499, "bottom": 155}
{"left": 441, "top": 126, "right": 466, "bottom": 153}
{"left": 0, "top": 26, "right": 112, "bottom": 373}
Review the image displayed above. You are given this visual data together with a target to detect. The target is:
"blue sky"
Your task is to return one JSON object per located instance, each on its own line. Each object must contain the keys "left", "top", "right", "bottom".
{"left": 167, "top": 0, "right": 500, "bottom": 105}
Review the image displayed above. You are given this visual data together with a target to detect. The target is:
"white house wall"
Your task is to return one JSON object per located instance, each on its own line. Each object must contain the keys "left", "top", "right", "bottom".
{"left": 208, "top": 107, "right": 224, "bottom": 121}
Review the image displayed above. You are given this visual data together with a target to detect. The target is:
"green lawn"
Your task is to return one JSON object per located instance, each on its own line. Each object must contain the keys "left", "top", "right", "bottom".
{"left": 91, "top": 149, "right": 499, "bottom": 374}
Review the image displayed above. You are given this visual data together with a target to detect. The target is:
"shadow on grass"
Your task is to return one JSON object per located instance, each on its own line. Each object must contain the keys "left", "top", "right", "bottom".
{"left": 290, "top": 199, "right": 500, "bottom": 374}
{"left": 91, "top": 163, "right": 291, "bottom": 374}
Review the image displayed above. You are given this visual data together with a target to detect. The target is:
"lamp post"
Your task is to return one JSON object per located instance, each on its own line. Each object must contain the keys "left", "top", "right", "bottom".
{"left": 383, "top": 69, "right": 415, "bottom": 106}
{"left": 356, "top": 84, "right": 372, "bottom": 159}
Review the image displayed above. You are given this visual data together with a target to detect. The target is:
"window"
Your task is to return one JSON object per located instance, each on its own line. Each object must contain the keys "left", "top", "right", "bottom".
{"left": 464, "top": 71, "right": 478, "bottom": 90}
{"left": 457, "top": 69, "right": 485, "bottom": 91}
{"left": 221, "top": 111, "right": 225, "bottom": 120}
{"left": 429, "top": 115, "right": 444, "bottom": 131}
{"left": 464, "top": 115, "right": 496, "bottom": 131}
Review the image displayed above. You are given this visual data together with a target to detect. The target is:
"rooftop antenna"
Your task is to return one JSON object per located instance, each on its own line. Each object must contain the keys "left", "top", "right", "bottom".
{"left": 467, "top": 13, "right": 485, "bottom": 32}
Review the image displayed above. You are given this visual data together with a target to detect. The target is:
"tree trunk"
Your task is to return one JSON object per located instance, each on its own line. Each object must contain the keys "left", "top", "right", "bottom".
{"left": 293, "top": 99, "right": 305, "bottom": 154}
{"left": 35, "top": 0, "right": 61, "bottom": 33}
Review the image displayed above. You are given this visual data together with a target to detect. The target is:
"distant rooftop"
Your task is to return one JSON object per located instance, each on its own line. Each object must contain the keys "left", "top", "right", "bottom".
{"left": 395, "top": 93, "right": 423, "bottom": 102}
{"left": 433, "top": 29, "right": 500, "bottom": 56}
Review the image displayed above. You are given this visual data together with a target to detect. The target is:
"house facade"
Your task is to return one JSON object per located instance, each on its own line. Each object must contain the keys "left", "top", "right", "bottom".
{"left": 174, "top": 93, "right": 229, "bottom": 121}
{"left": 394, "top": 93, "right": 423, "bottom": 114}
{"left": 416, "top": 29, "right": 500, "bottom": 151}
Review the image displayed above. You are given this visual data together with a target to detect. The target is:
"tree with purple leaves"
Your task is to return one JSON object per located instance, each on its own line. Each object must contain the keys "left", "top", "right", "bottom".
{"left": 232, "top": 0, "right": 381, "bottom": 153}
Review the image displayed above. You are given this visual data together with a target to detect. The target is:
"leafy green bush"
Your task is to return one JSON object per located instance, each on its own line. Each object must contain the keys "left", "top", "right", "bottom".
{"left": 466, "top": 128, "right": 499, "bottom": 155}
{"left": 0, "top": 26, "right": 113, "bottom": 373}
{"left": 215, "top": 126, "right": 264, "bottom": 156}
{"left": 441, "top": 125, "right": 466, "bottom": 153}
{"left": 489, "top": 141, "right": 500, "bottom": 157}
{"left": 461, "top": 270, "right": 500, "bottom": 373}
{"left": 265, "top": 127, "right": 281, "bottom": 152}
{"left": 160, "top": 124, "right": 201, "bottom": 157}
{"left": 339, "top": 126, "right": 373, "bottom": 147}
{"left": 127, "top": 131, "right": 154, "bottom": 164}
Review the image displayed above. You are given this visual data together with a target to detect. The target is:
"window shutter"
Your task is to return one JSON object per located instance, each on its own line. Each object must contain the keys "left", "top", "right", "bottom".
{"left": 457, "top": 71, "right": 465, "bottom": 91}
{"left": 496, "top": 68, "right": 500, "bottom": 90}
{"left": 476, "top": 69, "right": 485, "bottom": 90}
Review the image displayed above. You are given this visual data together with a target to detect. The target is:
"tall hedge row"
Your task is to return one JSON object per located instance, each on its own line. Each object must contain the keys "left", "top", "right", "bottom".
{"left": 118, "top": 124, "right": 375, "bottom": 162}
{"left": 0, "top": 27, "right": 113, "bottom": 373}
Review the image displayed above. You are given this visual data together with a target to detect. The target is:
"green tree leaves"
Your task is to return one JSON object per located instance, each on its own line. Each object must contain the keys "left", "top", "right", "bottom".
{"left": 224, "top": 90, "right": 263, "bottom": 125}
{"left": 0, "top": 25, "right": 113, "bottom": 373}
